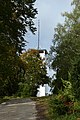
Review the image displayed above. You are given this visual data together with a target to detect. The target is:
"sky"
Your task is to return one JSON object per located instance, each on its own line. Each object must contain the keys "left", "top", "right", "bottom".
{"left": 25, "top": 0, "right": 73, "bottom": 52}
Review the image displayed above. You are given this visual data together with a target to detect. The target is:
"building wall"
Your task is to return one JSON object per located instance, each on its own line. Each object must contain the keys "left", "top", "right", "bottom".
{"left": 39, "top": 51, "right": 46, "bottom": 60}
{"left": 37, "top": 49, "right": 51, "bottom": 97}
{"left": 37, "top": 85, "right": 45, "bottom": 97}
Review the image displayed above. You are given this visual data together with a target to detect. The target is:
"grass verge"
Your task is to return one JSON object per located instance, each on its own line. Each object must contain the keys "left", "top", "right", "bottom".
{"left": 33, "top": 96, "right": 51, "bottom": 120}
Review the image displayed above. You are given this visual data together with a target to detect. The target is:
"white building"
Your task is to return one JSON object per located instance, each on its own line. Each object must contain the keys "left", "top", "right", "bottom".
{"left": 37, "top": 49, "right": 51, "bottom": 97}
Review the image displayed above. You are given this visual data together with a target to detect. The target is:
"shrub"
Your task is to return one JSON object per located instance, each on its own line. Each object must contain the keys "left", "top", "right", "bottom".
{"left": 17, "top": 82, "right": 30, "bottom": 97}
{"left": 49, "top": 80, "right": 74, "bottom": 118}
{"left": 50, "top": 96, "right": 69, "bottom": 115}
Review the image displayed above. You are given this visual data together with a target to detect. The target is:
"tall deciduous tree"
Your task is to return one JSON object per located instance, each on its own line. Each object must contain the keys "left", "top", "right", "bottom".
{"left": 19, "top": 49, "right": 50, "bottom": 97}
{"left": 0, "top": 0, "right": 37, "bottom": 96}
{"left": 49, "top": 0, "right": 80, "bottom": 97}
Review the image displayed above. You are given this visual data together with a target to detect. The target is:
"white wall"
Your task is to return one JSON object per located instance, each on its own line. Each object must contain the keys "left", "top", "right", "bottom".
{"left": 37, "top": 85, "right": 45, "bottom": 97}
{"left": 39, "top": 51, "right": 45, "bottom": 60}
{"left": 37, "top": 49, "right": 51, "bottom": 97}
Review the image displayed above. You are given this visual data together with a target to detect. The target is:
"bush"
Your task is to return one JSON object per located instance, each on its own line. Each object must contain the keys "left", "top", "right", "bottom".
{"left": 49, "top": 80, "right": 75, "bottom": 120}
{"left": 49, "top": 94, "right": 74, "bottom": 116}
{"left": 17, "top": 82, "right": 30, "bottom": 97}
{"left": 49, "top": 79, "right": 80, "bottom": 119}
{"left": 17, "top": 82, "right": 38, "bottom": 97}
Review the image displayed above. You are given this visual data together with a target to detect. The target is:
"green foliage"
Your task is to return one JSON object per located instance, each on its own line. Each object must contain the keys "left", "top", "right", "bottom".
{"left": 74, "top": 100, "right": 80, "bottom": 112}
{"left": 49, "top": 97, "right": 80, "bottom": 120}
{"left": 71, "top": 60, "right": 80, "bottom": 99}
{"left": 0, "top": 0, "right": 37, "bottom": 97}
{"left": 49, "top": 0, "right": 80, "bottom": 97}
{"left": 61, "top": 77, "right": 73, "bottom": 98}
{"left": 17, "top": 82, "right": 31, "bottom": 97}
{"left": 49, "top": 80, "right": 74, "bottom": 117}
{"left": 49, "top": 78, "right": 80, "bottom": 120}
{"left": 17, "top": 82, "right": 38, "bottom": 97}
{"left": 18, "top": 49, "right": 50, "bottom": 97}
{"left": 50, "top": 114, "right": 78, "bottom": 120}
{"left": 50, "top": 96, "right": 69, "bottom": 115}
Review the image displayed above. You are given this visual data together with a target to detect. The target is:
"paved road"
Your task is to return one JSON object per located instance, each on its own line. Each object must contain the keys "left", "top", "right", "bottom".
{"left": 0, "top": 98, "right": 37, "bottom": 120}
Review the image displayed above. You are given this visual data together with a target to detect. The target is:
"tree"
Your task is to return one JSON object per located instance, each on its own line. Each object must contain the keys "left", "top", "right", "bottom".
{"left": 49, "top": 0, "right": 80, "bottom": 96}
{"left": 0, "top": 35, "right": 26, "bottom": 96}
{"left": 19, "top": 49, "right": 50, "bottom": 97}
{"left": 0, "top": 0, "right": 37, "bottom": 52}
{"left": 0, "top": 0, "right": 37, "bottom": 96}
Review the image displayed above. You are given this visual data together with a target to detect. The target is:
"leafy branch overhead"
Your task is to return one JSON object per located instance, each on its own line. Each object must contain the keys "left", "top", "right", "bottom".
{"left": 0, "top": 0, "right": 37, "bottom": 52}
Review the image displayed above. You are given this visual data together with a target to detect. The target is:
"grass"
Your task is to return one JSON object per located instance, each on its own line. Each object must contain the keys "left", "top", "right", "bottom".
{"left": 0, "top": 95, "right": 21, "bottom": 104}
{"left": 0, "top": 97, "right": 9, "bottom": 104}
{"left": 33, "top": 96, "right": 51, "bottom": 120}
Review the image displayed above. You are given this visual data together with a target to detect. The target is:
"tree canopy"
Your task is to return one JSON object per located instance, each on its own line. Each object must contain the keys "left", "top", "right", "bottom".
{"left": 0, "top": 0, "right": 37, "bottom": 53}
{"left": 0, "top": 0, "right": 37, "bottom": 97}
{"left": 19, "top": 49, "right": 50, "bottom": 97}
{"left": 49, "top": 0, "right": 80, "bottom": 98}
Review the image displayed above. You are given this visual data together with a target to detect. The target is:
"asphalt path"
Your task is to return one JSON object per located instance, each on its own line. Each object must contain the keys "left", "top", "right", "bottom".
{"left": 0, "top": 98, "right": 38, "bottom": 120}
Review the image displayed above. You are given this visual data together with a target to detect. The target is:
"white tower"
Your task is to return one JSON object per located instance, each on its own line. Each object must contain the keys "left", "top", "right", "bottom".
{"left": 37, "top": 49, "right": 49, "bottom": 97}
{"left": 36, "top": 20, "right": 51, "bottom": 97}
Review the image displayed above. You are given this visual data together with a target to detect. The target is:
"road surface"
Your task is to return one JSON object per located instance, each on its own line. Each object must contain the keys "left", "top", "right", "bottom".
{"left": 0, "top": 98, "right": 38, "bottom": 120}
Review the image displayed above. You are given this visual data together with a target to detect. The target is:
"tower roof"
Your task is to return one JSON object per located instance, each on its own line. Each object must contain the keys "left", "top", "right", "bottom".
{"left": 38, "top": 49, "right": 48, "bottom": 54}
